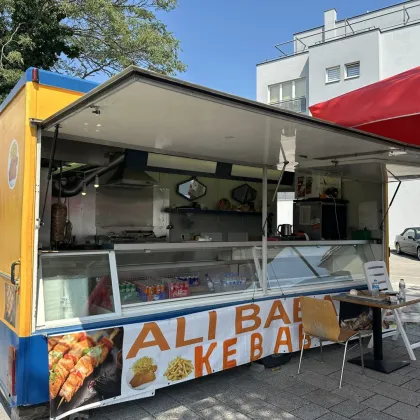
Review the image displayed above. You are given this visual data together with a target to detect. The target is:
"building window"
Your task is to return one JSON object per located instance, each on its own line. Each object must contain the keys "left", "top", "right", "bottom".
{"left": 268, "top": 78, "right": 306, "bottom": 112}
{"left": 326, "top": 66, "right": 340, "bottom": 83}
{"left": 345, "top": 62, "right": 360, "bottom": 79}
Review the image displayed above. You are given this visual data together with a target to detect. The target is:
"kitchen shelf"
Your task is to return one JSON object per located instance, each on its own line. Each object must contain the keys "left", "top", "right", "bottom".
{"left": 163, "top": 208, "right": 262, "bottom": 216}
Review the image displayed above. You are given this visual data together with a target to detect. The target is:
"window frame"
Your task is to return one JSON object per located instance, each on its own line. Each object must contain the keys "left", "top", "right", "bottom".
{"left": 268, "top": 78, "right": 307, "bottom": 106}
{"left": 326, "top": 66, "right": 341, "bottom": 84}
{"left": 36, "top": 250, "right": 122, "bottom": 330}
{"left": 345, "top": 62, "right": 360, "bottom": 80}
{"left": 404, "top": 229, "right": 415, "bottom": 239}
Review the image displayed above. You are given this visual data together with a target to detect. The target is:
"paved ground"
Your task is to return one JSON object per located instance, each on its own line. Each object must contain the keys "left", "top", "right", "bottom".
{"left": 1, "top": 253, "right": 419, "bottom": 420}
{"left": 390, "top": 252, "right": 420, "bottom": 289}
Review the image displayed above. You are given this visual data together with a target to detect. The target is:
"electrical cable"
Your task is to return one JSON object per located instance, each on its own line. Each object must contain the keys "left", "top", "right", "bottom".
{"left": 329, "top": 195, "right": 341, "bottom": 240}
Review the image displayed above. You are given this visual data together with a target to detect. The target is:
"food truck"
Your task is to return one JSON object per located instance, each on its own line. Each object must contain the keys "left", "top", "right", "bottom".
{"left": 1, "top": 66, "right": 420, "bottom": 419}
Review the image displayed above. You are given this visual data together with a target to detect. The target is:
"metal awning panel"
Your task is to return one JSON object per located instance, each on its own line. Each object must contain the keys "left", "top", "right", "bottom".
{"left": 40, "top": 66, "right": 420, "bottom": 174}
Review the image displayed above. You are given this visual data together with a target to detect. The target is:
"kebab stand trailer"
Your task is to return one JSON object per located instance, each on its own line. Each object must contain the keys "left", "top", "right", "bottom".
{"left": 2, "top": 67, "right": 420, "bottom": 419}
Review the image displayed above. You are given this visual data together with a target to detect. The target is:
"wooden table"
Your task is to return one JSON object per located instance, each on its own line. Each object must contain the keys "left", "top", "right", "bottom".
{"left": 333, "top": 294, "right": 420, "bottom": 373}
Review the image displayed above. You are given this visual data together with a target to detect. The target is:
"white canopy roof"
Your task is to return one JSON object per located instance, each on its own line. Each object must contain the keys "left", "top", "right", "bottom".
{"left": 40, "top": 66, "right": 420, "bottom": 180}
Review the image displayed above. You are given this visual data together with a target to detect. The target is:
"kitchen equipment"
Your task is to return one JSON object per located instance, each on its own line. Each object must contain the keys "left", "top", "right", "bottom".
{"left": 294, "top": 199, "right": 348, "bottom": 240}
{"left": 278, "top": 224, "right": 293, "bottom": 237}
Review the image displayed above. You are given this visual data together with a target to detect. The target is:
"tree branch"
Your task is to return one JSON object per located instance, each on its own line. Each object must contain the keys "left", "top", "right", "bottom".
{"left": 0, "top": 24, "right": 21, "bottom": 69}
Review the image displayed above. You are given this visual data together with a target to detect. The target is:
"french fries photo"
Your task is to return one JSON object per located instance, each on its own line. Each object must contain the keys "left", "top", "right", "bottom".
{"left": 163, "top": 356, "right": 193, "bottom": 382}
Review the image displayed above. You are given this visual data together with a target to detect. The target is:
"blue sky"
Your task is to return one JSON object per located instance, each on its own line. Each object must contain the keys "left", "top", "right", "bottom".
{"left": 154, "top": 0, "right": 399, "bottom": 99}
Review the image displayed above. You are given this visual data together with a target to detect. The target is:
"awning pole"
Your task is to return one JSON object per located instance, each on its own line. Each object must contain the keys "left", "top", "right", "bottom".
{"left": 40, "top": 124, "right": 59, "bottom": 225}
{"left": 271, "top": 132, "right": 289, "bottom": 202}
{"left": 262, "top": 166, "right": 268, "bottom": 295}
{"left": 380, "top": 171, "right": 401, "bottom": 230}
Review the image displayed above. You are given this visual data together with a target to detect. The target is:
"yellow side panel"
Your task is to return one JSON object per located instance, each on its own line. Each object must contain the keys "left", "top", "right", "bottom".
{"left": 17, "top": 83, "right": 85, "bottom": 336}
{"left": 32, "top": 83, "right": 84, "bottom": 120}
{"left": 0, "top": 87, "right": 27, "bottom": 333}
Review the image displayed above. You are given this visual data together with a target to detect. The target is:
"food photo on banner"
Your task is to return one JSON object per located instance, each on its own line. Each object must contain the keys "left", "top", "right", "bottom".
{"left": 47, "top": 295, "right": 338, "bottom": 418}
{"left": 48, "top": 328, "right": 124, "bottom": 420}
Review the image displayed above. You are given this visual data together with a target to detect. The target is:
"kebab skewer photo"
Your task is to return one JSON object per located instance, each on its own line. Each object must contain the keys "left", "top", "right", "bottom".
{"left": 49, "top": 332, "right": 101, "bottom": 399}
{"left": 57, "top": 328, "right": 120, "bottom": 408}
{"left": 49, "top": 333, "right": 85, "bottom": 369}
{"left": 48, "top": 336, "right": 62, "bottom": 352}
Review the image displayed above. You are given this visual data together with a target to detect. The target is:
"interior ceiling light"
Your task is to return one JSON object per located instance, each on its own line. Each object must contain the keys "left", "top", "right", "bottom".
{"left": 96, "top": 124, "right": 101, "bottom": 127}
{"left": 81, "top": 182, "right": 87, "bottom": 196}
{"left": 94, "top": 174, "right": 99, "bottom": 188}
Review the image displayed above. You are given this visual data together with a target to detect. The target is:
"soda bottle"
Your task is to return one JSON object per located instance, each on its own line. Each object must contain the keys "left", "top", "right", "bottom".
{"left": 399, "top": 279, "right": 406, "bottom": 302}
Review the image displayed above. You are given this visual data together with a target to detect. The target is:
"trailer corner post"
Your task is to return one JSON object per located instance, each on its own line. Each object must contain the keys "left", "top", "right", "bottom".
{"left": 262, "top": 166, "right": 268, "bottom": 295}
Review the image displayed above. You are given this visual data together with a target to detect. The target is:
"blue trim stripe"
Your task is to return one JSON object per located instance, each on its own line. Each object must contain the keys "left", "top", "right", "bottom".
{"left": 37, "top": 68, "right": 98, "bottom": 94}
{"left": 0, "top": 67, "right": 98, "bottom": 116}
{"left": 36, "top": 284, "right": 368, "bottom": 336}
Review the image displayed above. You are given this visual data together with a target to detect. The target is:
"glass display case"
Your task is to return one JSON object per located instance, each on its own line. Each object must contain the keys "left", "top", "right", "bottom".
{"left": 37, "top": 251, "right": 121, "bottom": 327}
{"left": 115, "top": 244, "right": 262, "bottom": 306}
{"left": 35, "top": 241, "right": 374, "bottom": 329}
{"left": 264, "top": 242, "right": 375, "bottom": 292}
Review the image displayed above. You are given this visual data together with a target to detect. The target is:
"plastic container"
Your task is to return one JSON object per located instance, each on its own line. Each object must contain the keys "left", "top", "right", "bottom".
{"left": 372, "top": 279, "right": 380, "bottom": 298}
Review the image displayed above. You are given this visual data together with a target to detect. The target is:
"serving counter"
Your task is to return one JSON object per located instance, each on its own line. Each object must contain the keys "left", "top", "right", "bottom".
{"left": 36, "top": 240, "right": 374, "bottom": 330}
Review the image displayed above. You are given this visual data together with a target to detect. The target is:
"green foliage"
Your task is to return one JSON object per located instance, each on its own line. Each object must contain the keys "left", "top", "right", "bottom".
{"left": 0, "top": 0, "right": 185, "bottom": 103}
{"left": 0, "top": 0, "right": 77, "bottom": 101}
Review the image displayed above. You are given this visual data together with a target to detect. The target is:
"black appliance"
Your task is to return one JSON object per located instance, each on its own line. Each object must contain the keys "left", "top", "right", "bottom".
{"left": 293, "top": 198, "right": 348, "bottom": 240}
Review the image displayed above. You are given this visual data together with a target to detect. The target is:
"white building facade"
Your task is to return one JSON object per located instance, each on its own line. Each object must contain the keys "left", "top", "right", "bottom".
{"left": 257, "top": 0, "right": 420, "bottom": 248}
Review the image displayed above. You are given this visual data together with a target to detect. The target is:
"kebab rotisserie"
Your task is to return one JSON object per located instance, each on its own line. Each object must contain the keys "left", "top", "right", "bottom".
{"left": 58, "top": 329, "right": 119, "bottom": 406}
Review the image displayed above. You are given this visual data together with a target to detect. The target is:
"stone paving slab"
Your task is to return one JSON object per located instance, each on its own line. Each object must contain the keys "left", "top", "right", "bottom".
{"left": 290, "top": 402, "right": 330, "bottom": 420}
{"left": 361, "top": 394, "right": 397, "bottom": 411}
{"left": 329, "top": 400, "right": 364, "bottom": 418}
{"left": 384, "top": 401, "right": 420, "bottom": 420}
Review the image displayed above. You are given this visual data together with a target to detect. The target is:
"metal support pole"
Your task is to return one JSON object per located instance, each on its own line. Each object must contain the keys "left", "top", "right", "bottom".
{"left": 379, "top": 180, "right": 401, "bottom": 230}
{"left": 262, "top": 166, "right": 268, "bottom": 295}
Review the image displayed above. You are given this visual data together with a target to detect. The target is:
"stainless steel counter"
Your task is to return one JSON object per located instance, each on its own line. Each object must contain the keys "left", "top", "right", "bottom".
{"left": 113, "top": 240, "right": 372, "bottom": 252}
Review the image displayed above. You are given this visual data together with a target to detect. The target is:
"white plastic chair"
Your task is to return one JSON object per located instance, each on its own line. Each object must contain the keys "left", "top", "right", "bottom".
{"left": 364, "top": 261, "right": 420, "bottom": 360}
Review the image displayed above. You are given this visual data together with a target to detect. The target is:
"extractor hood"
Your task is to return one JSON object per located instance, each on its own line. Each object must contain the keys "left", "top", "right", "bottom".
{"left": 106, "top": 150, "right": 158, "bottom": 187}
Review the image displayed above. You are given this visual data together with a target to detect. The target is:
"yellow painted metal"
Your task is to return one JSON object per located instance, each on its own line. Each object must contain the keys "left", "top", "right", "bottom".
{"left": 0, "top": 87, "right": 27, "bottom": 334}
{"left": 0, "top": 81, "right": 85, "bottom": 337}
{"left": 31, "top": 83, "right": 84, "bottom": 120}
{"left": 17, "top": 83, "right": 85, "bottom": 337}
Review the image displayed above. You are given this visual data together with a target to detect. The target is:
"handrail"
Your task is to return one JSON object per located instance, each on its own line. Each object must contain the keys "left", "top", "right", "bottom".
{"left": 269, "top": 3, "right": 420, "bottom": 60}
{"left": 270, "top": 97, "right": 307, "bottom": 113}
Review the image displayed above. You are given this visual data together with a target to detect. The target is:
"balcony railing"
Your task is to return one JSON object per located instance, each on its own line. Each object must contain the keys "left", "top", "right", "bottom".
{"left": 262, "top": 3, "right": 420, "bottom": 61}
{"left": 270, "top": 97, "right": 307, "bottom": 113}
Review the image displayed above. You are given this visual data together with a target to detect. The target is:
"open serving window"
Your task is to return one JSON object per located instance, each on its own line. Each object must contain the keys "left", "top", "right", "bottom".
{"left": 33, "top": 66, "right": 420, "bottom": 331}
